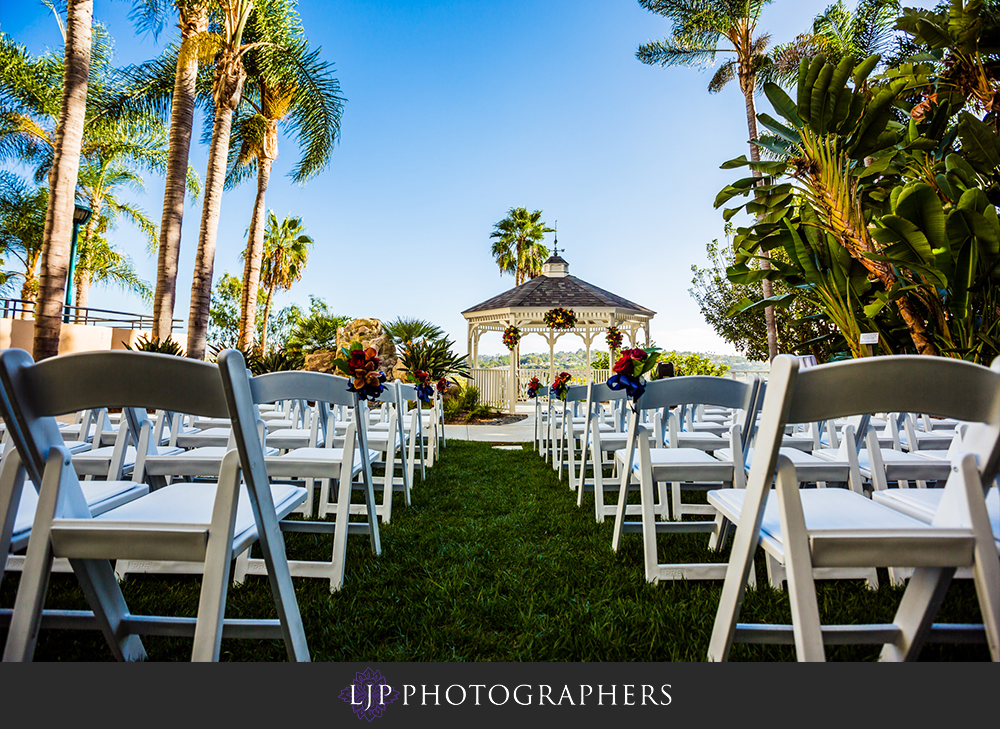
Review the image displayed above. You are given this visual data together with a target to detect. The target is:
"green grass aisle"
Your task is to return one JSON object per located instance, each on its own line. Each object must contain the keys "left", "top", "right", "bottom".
{"left": 1, "top": 441, "right": 989, "bottom": 660}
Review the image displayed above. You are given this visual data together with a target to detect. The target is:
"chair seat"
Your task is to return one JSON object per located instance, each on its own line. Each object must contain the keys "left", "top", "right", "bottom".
{"left": 872, "top": 488, "right": 1000, "bottom": 548}
{"left": 617, "top": 446, "right": 734, "bottom": 481}
{"left": 13, "top": 479, "right": 150, "bottom": 544}
{"left": 813, "top": 447, "right": 953, "bottom": 482}
{"left": 175, "top": 427, "right": 231, "bottom": 449}
{"left": 717, "top": 447, "right": 851, "bottom": 483}
{"left": 72, "top": 446, "right": 137, "bottom": 475}
{"left": 266, "top": 428, "right": 322, "bottom": 450}
{"left": 264, "top": 448, "right": 381, "bottom": 479}
{"left": 93, "top": 481, "right": 306, "bottom": 555}
{"left": 672, "top": 431, "right": 727, "bottom": 452}
{"left": 143, "top": 446, "right": 278, "bottom": 477}
{"left": 709, "top": 487, "right": 940, "bottom": 562}
{"left": 897, "top": 430, "right": 958, "bottom": 451}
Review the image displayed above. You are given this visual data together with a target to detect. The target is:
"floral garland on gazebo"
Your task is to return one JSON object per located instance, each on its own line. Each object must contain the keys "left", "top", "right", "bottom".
{"left": 502, "top": 325, "right": 521, "bottom": 350}
{"left": 544, "top": 307, "right": 576, "bottom": 330}
{"left": 605, "top": 326, "right": 623, "bottom": 351}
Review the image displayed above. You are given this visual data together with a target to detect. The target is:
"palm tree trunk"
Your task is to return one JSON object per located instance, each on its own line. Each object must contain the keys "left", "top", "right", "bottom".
{"left": 238, "top": 155, "right": 272, "bottom": 348}
{"left": 186, "top": 54, "right": 245, "bottom": 360}
{"left": 152, "top": 7, "right": 208, "bottom": 341}
{"left": 32, "top": 0, "right": 92, "bottom": 361}
{"left": 260, "top": 283, "right": 275, "bottom": 352}
{"left": 75, "top": 270, "right": 91, "bottom": 313}
{"left": 743, "top": 83, "right": 779, "bottom": 362}
{"left": 74, "top": 213, "right": 98, "bottom": 323}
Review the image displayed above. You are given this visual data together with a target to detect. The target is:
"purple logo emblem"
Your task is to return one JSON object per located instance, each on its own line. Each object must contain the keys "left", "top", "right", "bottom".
{"left": 339, "top": 667, "right": 400, "bottom": 721}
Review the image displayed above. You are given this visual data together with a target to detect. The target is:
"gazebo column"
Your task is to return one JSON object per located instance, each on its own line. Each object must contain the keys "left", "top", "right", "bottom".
{"left": 467, "top": 321, "right": 474, "bottom": 364}
{"left": 644, "top": 320, "right": 650, "bottom": 348}
{"left": 584, "top": 326, "right": 592, "bottom": 381}
{"left": 548, "top": 334, "right": 556, "bottom": 383}
{"left": 472, "top": 328, "right": 480, "bottom": 368}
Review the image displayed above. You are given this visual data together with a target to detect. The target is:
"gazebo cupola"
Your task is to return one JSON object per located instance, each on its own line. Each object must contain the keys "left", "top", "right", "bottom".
{"left": 541, "top": 253, "right": 569, "bottom": 278}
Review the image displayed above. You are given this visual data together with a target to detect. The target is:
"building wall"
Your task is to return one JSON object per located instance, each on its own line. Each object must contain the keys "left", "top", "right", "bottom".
{"left": 0, "top": 319, "right": 151, "bottom": 355}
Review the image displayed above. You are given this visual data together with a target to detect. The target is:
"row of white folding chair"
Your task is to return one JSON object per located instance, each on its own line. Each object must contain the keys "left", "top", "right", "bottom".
{"left": 706, "top": 354, "right": 1000, "bottom": 662}
{"left": 0, "top": 351, "right": 410, "bottom": 659}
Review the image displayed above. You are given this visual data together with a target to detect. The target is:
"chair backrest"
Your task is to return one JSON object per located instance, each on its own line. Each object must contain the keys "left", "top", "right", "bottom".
{"left": 756, "top": 355, "right": 1000, "bottom": 490}
{"left": 0, "top": 349, "right": 231, "bottom": 487}
{"left": 634, "top": 375, "right": 760, "bottom": 452}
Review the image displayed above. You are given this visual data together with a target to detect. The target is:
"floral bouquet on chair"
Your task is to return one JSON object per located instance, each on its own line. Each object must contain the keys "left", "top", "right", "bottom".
{"left": 436, "top": 377, "right": 450, "bottom": 395}
{"left": 525, "top": 376, "right": 542, "bottom": 398}
{"left": 607, "top": 347, "right": 660, "bottom": 403}
{"left": 550, "top": 371, "right": 572, "bottom": 401}
{"left": 413, "top": 370, "right": 434, "bottom": 403}
{"left": 331, "top": 341, "right": 387, "bottom": 401}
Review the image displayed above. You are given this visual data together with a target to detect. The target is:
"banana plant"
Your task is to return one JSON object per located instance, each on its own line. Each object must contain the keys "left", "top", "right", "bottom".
{"left": 718, "top": 47, "right": 1000, "bottom": 361}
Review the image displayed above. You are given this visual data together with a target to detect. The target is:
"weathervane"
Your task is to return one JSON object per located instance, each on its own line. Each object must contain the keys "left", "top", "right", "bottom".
{"left": 552, "top": 220, "right": 560, "bottom": 257}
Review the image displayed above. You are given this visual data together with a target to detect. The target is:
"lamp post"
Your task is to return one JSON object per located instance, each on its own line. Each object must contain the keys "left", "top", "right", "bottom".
{"left": 64, "top": 203, "right": 92, "bottom": 323}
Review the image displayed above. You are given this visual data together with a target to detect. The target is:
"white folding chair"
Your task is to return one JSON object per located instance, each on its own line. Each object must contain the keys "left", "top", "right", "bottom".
{"left": 0, "top": 349, "right": 310, "bottom": 662}
{"left": 708, "top": 354, "right": 1000, "bottom": 662}
{"left": 610, "top": 375, "right": 761, "bottom": 584}
{"left": 233, "top": 369, "right": 382, "bottom": 592}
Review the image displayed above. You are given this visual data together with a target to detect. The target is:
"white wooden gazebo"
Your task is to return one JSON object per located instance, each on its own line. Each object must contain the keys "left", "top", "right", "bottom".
{"left": 462, "top": 253, "right": 656, "bottom": 413}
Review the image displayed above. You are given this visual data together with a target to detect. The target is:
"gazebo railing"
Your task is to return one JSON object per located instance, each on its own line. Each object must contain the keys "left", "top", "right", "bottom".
{"left": 471, "top": 367, "right": 612, "bottom": 405}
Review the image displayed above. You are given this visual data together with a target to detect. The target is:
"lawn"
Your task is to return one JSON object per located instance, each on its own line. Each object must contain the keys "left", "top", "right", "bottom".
{"left": 0, "top": 440, "right": 989, "bottom": 661}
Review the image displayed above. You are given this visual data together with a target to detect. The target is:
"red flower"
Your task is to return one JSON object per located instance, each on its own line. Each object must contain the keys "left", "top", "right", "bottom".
{"left": 612, "top": 353, "right": 632, "bottom": 374}
{"left": 627, "top": 348, "right": 647, "bottom": 361}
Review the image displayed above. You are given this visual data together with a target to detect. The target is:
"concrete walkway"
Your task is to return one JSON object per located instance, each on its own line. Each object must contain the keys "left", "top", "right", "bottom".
{"left": 443, "top": 403, "right": 537, "bottom": 443}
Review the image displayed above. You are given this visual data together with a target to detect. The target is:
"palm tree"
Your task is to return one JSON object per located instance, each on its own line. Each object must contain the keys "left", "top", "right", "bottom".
{"left": 0, "top": 176, "right": 48, "bottom": 309}
{"left": 127, "top": 0, "right": 213, "bottom": 340}
{"left": 771, "top": 0, "right": 902, "bottom": 84}
{"left": 184, "top": 0, "right": 257, "bottom": 360}
{"left": 635, "top": 0, "right": 780, "bottom": 360}
{"left": 73, "top": 233, "right": 152, "bottom": 310}
{"left": 226, "top": 0, "right": 345, "bottom": 348}
{"left": 31, "top": 0, "right": 94, "bottom": 360}
{"left": 257, "top": 211, "right": 311, "bottom": 350}
{"left": 1, "top": 17, "right": 184, "bottom": 340}
{"left": 489, "top": 207, "right": 554, "bottom": 286}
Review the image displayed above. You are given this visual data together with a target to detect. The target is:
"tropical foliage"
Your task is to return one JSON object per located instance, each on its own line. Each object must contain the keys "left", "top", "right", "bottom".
{"left": 382, "top": 316, "right": 445, "bottom": 348}
{"left": 284, "top": 296, "right": 351, "bottom": 355}
{"left": 227, "top": 0, "right": 344, "bottom": 347}
{"left": 398, "top": 336, "right": 472, "bottom": 381}
{"left": 257, "top": 211, "right": 312, "bottom": 350}
{"left": 124, "top": 333, "right": 185, "bottom": 356}
{"left": 489, "top": 207, "right": 553, "bottom": 285}
{"left": 717, "top": 0, "right": 1000, "bottom": 363}
{"left": 636, "top": 0, "right": 781, "bottom": 359}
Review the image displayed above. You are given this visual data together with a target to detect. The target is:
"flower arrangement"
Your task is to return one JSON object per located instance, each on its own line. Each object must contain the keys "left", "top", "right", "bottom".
{"left": 413, "top": 370, "right": 434, "bottom": 403}
{"left": 525, "top": 376, "right": 542, "bottom": 398}
{"left": 550, "top": 371, "right": 572, "bottom": 401}
{"left": 502, "top": 325, "right": 521, "bottom": 350}
{"left": 436, "top": 377, "right": 449, "bottom": 394}
{"left": 607, "top": 347, "right": 661, "bottom": 403}
{"left": 330, "top": 340, "right": 387, "bottom": 401}
{"left": 543, "top": 307, "right": 576, "bottom": 330}
{"left": 605, "top": 326, "right": 623, "bottom": 352}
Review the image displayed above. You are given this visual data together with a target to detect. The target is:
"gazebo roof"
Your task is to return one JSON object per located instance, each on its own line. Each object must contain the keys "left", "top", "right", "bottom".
{"left": 462, "top": 256, "right": 655, "bottom": 316}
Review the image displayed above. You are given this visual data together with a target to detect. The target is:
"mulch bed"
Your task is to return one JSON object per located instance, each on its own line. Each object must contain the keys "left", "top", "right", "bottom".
{"left": 445, "top": 413, "right": 529, "bottom": 426}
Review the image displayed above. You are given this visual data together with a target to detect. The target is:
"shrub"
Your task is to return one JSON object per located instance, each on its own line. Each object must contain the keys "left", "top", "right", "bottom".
{"left": 124, "top": 334, "right": 185, "bottom": 357}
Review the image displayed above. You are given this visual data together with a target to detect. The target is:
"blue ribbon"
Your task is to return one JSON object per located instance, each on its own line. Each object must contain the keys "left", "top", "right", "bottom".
{"left": 607, "top": 373, "right": 645, "bottom": 401}
{"left": 348, "top": 371, "right": 387, "bottom": 401}
{"left": 416, "top": 384, "right": 433, "bottom": 403}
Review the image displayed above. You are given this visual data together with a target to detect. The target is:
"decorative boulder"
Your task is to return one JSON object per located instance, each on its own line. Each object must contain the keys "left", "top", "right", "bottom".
{"left": 305, "top": 317, "right": 409, "bottom": 381}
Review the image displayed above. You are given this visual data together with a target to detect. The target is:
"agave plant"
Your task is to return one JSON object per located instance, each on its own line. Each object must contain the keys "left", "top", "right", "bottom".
{"left": 207, "top": 339, "right": 262, "bottom": 372}
{"left": 398, "top": 337, "right": 471, "bottom": 381}
{"left": 124, "top": 334, "right": 186, "bottom": 357}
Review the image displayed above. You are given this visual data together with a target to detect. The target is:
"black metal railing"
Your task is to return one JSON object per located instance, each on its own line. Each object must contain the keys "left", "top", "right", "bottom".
{"left": 1, "top": 298, "right": 182, "bottom": 331}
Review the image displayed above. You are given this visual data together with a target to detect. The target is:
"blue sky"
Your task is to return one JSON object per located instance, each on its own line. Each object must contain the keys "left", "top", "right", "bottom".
{"left": 0, "top": 0, "right": 937, "bottom": 357}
